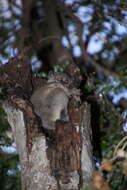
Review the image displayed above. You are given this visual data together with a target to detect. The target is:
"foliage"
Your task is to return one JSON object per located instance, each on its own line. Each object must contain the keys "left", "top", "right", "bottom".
{"left": 53, "top": 62, "right": 69, "bottom": 72}
{"left": 0, "top": 106, "right": 20, "bottom": 190}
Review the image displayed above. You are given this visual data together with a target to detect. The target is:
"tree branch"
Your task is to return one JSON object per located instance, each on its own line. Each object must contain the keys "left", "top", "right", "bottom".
{"left": 84, "top": 52, "right": 121, "bottom": 80}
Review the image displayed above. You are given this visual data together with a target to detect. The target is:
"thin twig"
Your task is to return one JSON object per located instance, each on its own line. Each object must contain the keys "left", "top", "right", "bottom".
{"left": 113, "top": 136, "right": 127, "bottom": 156}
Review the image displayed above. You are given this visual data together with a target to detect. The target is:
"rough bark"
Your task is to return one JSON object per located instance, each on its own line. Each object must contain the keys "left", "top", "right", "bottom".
{"left": 2, "top": 95, "right": 93, "bottom": 190}
{"left": 0, "top": 0, "right": 93, "bottom": 188}
{"left": 0, "top": 55, "right": 93, "bottom": 189}
{"left": 80, "top": 103, "right": 93, "bottom": 187}
{"left": 3, "top": 99, "right": 58, "bottom": 190}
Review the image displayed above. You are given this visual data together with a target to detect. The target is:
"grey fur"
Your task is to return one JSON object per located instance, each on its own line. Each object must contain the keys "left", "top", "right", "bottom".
{"left": 31, "top": 85, "right": 69, "bottom": 130}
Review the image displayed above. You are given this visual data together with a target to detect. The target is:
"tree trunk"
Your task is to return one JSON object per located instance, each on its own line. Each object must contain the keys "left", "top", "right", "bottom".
{"left": 3, "top": 96, "right": 93, "bottom": 190}
{"left": 1, "top": 0, "right": 93, "bottom": 189}
{"left": 1, "top": 64, "right": 93, "bottom": 189}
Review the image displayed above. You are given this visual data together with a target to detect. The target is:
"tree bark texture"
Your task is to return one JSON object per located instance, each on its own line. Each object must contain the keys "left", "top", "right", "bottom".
{"left": 3, "top": 95, "right": 93, "bottom": 190}
{"left": 0, "top": 56, "right": 93, "bottom": 189}
{"left": 0, "top": 0, "right": 93, "bottom": 188}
